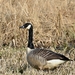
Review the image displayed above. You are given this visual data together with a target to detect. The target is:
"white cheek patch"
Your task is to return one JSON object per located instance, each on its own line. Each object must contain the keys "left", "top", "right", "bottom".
{"left": 27, "top": 25, "right": 31, "bottom": 29}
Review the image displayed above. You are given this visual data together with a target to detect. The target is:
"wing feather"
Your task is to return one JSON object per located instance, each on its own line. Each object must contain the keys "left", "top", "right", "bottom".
{"left": 32, "top": 49, "right": 70, "bottom": 61}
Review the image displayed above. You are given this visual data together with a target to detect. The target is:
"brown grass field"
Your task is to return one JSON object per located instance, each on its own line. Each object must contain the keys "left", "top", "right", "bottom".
{"left": 0, "top": 0, "right": 75, "bottom": 75}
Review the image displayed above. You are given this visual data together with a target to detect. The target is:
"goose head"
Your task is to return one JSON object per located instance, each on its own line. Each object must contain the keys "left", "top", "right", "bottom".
{"left": 19, "top": 23, "right": 32, "bottom": 30}
{"left": 19, "top": 23, "right": 34, "bottom": 50}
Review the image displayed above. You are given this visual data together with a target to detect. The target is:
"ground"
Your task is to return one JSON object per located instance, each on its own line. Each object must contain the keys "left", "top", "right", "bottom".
{"left": 0, "top": 47, "right": 75, "bottom": 75}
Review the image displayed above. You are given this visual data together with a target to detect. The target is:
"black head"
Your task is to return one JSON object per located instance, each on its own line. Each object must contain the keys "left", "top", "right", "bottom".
{"left": 19, "top": 23, "right": 32, "bottom": 29}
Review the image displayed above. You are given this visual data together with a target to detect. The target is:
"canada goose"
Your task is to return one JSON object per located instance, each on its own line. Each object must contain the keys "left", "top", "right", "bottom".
{"left": 19, "top": 23, "right": 71, "bottom": 70}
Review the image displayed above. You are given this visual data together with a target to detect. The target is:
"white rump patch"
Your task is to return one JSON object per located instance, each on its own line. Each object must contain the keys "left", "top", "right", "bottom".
{"left": 47, "top": 59, "right": 65, "bottom": 66}
{"left": 27, "top": 25, "right": 31, "bottom": 29}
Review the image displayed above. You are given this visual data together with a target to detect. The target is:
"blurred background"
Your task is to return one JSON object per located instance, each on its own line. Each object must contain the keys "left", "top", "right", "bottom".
{"left": 0, "top": 0, "right": 75, "bottom": 49}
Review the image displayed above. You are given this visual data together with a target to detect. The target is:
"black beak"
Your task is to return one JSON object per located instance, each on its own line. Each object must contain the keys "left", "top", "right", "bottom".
{"left": 19, "top": 26, "right": 24, "bottom": 29}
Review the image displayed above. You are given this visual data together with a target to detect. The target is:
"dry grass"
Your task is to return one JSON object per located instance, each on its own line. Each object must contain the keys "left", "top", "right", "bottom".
{"left": 0, "top": 0, "right": 75, "bottom": 48}
{"left": 0, "top": 0, "right": 75, "bottom": 75}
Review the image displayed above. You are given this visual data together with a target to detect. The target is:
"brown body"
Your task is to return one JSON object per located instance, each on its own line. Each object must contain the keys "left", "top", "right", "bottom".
{"left": 27, "top": 48, "right": 69, "bottom": 70}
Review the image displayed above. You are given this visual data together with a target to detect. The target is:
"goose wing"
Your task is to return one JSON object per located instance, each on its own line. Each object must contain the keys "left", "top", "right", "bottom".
{"left": 33, "top": 49, "right": 70, "bottom": 61}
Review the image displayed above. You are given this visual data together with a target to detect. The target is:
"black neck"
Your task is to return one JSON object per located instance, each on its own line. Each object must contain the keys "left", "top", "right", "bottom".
{"left": 27, "top": 26, "right": 34, "bottom": 49}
